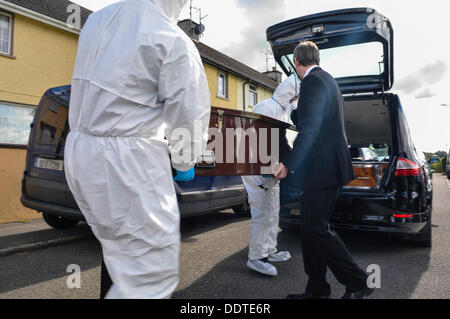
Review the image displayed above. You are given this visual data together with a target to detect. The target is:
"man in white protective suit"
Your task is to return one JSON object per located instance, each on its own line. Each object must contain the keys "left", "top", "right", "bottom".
{"left": 64, "top": 0, "right": 210, "bottom": 299}
{"left": 242, "top": 74, "right": 300, "bottom": 277}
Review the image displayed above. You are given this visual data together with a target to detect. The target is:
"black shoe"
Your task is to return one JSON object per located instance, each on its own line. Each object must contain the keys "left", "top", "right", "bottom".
{"left": 287, "top": 292, "right": 329, "bottom": 299}
{"left": 341, "top": 287, "right": 374, "bottom": 299}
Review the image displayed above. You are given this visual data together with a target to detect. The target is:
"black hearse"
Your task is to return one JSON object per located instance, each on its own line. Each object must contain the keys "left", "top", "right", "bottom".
{"left": 267, "top": 8, "right": 433, "bottom": 246}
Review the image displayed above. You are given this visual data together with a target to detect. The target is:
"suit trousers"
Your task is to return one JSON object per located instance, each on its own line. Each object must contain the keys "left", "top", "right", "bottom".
{"left": 100, "top": 255, "right": 113, "bottom": 299}
{"left": 301, "top": 186, "right": 368, "bottom": 296}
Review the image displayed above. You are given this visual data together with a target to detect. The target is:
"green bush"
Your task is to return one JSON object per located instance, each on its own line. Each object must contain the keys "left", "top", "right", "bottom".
{"left": 432, "top": 157, "right": 446, "bottom": 173}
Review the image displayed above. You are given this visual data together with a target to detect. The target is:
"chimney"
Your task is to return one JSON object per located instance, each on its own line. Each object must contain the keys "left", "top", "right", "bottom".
{"left": 177, "top": 19, "right": 205, "bottom": 41}
{"left": 263, "top": 67, "right": 282, "bottom": 84}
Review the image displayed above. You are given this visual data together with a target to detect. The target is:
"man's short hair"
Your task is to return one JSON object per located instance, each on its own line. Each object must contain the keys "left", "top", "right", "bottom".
{"left": 294, "top": 41, "right": 320, "bottom": 66}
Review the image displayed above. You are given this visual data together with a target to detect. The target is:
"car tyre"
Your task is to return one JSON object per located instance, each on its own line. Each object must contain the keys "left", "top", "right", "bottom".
{"left": 43, "top": 212, "right": 79, "bottom": 229}
{"left": 409, "top": 218, "right": 432, "bottom": 248}
{"left": 233, "top": 204, "right": 251, "bottom": 217}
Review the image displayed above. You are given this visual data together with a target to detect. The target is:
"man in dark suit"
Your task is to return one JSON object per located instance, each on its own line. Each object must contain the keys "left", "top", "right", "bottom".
{"left": 274, "top": 41, "right": 373, "bottom": 299}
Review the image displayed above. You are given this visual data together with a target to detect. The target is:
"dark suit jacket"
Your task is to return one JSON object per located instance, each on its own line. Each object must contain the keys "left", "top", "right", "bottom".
{"left": 282, "top": 67, "right": 354, "bottom": 191}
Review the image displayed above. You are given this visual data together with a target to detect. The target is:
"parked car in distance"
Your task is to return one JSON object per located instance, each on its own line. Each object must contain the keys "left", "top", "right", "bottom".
{"left": 418, "top": 151, "right": 434, "bottom": 180}
{"left": 446, "top": 148, "right": 450, "bottom": 179}
{"left": 21, "top": 86, "right": 249, "bottom": 229}
{"left": 429, "top": 155, "right": 440, "bottom": 164}
{"left": 268, "top": 7, "right": 433, "bottom": 247}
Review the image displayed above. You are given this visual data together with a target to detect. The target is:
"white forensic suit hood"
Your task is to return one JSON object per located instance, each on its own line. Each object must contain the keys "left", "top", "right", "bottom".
{"left": 150, "top": 0, "right": 188, "bottom": 22}
{"left": 271, "top": 73, "right": 300, "bottom": 114}
{"left": 252, "top": 73, "right": 300, "bottom": 124}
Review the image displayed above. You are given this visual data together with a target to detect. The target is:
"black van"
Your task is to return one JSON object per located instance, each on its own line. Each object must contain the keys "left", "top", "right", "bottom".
{"left": 21, "top": 86, "right": 249, "bottom": 229}
{"left": 267, "top": 8, "right": 433, "bottom": 246}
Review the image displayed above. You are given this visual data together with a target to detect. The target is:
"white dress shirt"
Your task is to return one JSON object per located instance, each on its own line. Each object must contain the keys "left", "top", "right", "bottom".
{"left": 303, "top": 65, "right": 319, "bottom": 79}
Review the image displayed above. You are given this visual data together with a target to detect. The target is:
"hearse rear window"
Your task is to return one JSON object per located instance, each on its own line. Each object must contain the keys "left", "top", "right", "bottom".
{"left": 281, "top": 42, "right": 384, "bottom": 79}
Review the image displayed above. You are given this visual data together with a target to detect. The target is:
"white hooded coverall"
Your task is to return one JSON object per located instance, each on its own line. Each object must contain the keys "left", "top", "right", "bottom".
{"left": 242, "top": 74, "right": 299, "bottom": 261}
{"left": 64, "top": 0, "right": 210, "bottom": 299}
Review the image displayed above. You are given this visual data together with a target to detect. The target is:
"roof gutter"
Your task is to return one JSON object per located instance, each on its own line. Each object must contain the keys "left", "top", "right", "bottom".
{"left": 0, "top": 0, "right": 81, "bottom": 35}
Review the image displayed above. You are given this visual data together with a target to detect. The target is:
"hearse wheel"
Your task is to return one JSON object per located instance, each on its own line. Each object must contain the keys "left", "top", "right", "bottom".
{"left": 43, "top": 212, "right": 79, "bottom": 229}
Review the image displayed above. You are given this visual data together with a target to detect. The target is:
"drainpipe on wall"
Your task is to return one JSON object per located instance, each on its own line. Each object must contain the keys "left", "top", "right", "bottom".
{"left": 242, "top": 80, "right": 250, "bottom": 112}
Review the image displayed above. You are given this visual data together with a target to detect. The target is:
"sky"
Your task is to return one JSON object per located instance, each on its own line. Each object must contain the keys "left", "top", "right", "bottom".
{"left": 72, "top": 0, "right": 450, "bottom": 153}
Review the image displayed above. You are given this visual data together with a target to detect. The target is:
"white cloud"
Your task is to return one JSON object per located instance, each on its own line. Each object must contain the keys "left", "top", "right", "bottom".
{"left": 395, "top": 60, "right": 449, "bottom": 95}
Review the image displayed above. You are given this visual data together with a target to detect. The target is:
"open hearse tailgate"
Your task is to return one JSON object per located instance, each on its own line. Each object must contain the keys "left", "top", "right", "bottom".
{"left": 267, "top": 8, "right": 394, "bottom": 94}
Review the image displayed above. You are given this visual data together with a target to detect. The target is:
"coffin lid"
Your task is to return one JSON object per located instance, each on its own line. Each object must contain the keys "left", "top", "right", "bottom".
{"left": 267, "top": 8, "right": 394, "bottom": 94}
{"left": 211, "top": 106, "right": 296, "bottom": 131}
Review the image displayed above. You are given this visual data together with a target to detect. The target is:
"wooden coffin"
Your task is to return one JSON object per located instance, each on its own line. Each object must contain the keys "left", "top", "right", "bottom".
{"left": 196, "top": 106, "right": 296, "bottom": 176}
{"left": 345, "top": 163, "right": 389, "bottom": 189}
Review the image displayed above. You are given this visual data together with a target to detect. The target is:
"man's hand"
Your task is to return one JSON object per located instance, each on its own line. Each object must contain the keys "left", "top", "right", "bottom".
{"left": 274, "top": 163, "right": 288, "bottom": 180}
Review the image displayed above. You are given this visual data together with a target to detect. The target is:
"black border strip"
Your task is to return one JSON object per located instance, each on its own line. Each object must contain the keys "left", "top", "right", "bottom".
{"left": 0, "top": 143, "right": 27, "bottom": 149}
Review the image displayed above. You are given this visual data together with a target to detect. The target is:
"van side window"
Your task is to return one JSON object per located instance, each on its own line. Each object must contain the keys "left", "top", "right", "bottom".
{"left": 35, "top": 98, "right": 68, "bottom": 146}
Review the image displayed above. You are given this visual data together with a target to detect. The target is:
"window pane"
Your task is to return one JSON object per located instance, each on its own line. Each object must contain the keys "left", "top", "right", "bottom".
{"left": 217, "top": 73, "right": 226, "bottom": 97}
{"left": 0, "top": 14, "right": 10, "bottom": 54}
{"left": 218, "top": 75, "right": 223, "bottom": 96}
{"left": 0, "top": 104, "right": 35, "bottom": 145}
{"left": 0, "top": 15, "right": 8, "bottom": 28}
{"left": 249, "top": 91, "right": 257, "bottom": 107}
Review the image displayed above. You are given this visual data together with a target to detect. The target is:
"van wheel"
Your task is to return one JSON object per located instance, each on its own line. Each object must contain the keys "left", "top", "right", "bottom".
{"left": 233, "top": 205, "right": 251, "bottom": 217}
{"left": 43, "top": 212, "right": 79, "bottom": 229}
{"left": 409, "top": 218, "right": 432, "bottom": 248}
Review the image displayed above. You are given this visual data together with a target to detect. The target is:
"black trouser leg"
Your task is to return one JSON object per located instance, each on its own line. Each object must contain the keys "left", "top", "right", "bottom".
{"left": 301, "top": 186, "right": 368, "bottom": 295}
{"left": 100, "top": 255, "right": 113, "bottom": 299}
{"left": 302, "top": 213, "right": 330, "bottom": 296}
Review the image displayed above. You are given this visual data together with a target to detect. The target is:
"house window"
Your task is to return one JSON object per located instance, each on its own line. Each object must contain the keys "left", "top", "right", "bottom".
{"left": 249, "top": 85, "right": 258, "bottom": 107}
{"left": 217, "top": 71, "right": 228, "bottom": 99}
{"left": 0, "top": 12, "right": 13, "bottom": 56}
{"left": 0, "top": 103, "right": 35, "bottom": 145}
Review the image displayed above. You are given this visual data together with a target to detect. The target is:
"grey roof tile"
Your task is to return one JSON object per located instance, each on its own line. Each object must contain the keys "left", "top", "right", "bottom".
{"left": 3, "top": 0, "right": 92, "bottom": 26}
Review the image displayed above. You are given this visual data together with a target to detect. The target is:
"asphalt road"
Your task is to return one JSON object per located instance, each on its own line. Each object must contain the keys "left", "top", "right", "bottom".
{"left": 1, "top": 174, "right": 449, "bottom": 299}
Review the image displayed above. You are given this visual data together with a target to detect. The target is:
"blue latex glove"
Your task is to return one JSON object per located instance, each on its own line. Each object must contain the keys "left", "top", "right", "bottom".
{"left": 173, "top": 167, "right": 195, "bottom": 182}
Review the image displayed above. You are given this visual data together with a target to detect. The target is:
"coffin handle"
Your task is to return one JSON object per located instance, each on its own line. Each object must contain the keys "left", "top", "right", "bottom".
{"left": 216, "top": 110, "right": 224, "bottom": 131}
